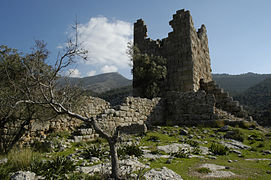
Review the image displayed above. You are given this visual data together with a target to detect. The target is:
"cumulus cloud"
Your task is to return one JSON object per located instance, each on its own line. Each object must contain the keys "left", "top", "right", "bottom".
{"left": 77, "top": 17, "right": 133, "bottom": 70}
{"left": 66, "top": 68, "right": 81, "bottom": 77}
{"left": 87, "top": 70, "right": 96, "bottom": 76}
{"left": 101, "top": 65, "right": 118, "bottom": 73}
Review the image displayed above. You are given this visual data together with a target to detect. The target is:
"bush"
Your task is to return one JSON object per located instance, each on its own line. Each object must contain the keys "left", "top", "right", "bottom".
{"left": 30, "top": 156, "right": 75, "bottom": 179}
{"left": 224, "top": 129, "right": 245, "bottom": 142}
{"left": 172, "top": 149, "right": 189, "bottom": 158}
{"left": 210, "top": 143, "right": 229, "bottom": 155}
{"left": 197, "top": 167, "right": 212, "bottom": 174}
{"left": 82, "top": 145, "right": 106, "bottom": 159}
{"left": 118, "top": 144, "right": 143, "bottom": 158}
{"left": 185, "top": 140, "right": 199, "bottom": 147}
{"left": 192, "top": 147, "right": 202, "bottom": 155}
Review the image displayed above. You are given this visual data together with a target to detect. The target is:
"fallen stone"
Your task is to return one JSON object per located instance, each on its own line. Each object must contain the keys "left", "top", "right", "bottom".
{"left": 10, "top": 171, "right": 37, "bottom": 180}
{"left": 157, "top": 143, "right": 191, "bottom": 154}
{"left": 144, "top": 167, "right": 183, "bottom": 180}
{"left": 200, "top": 164, "right": 235, "bottom": 178}
{"left": 76, "top": 159, "right": 149, "bottom": 176}
{"left": 220, "top": 140, "right": 250, "bottom": 150}
{"left": 179, "top": 129, "right": 188, "bottom": 135}
{"left": 218, "top": 125, "right": 230, "bottom": 132}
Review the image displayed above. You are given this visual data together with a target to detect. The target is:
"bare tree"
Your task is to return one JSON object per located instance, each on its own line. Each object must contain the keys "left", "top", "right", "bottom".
{"left": 0, "top": 22, "right": 134, "bottom": 180}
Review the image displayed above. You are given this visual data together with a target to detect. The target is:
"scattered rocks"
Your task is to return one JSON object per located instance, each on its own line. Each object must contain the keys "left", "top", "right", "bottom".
{"left": 157, "top": 143, "right": 191, "bottom": 154}
{"left": 10, "top": 171, "right": 37, "bottom": 180}
{"left": 220, "top": 140, "right": 251, "bottom": 150}
{"left": 144, "top": 167, "right": 183, "bottom": 180}
{"left": 76, "top": 159, "right": 149, "bottom": 176}
{"left": 199, "top": 164, "right": 235, "bottom": 178}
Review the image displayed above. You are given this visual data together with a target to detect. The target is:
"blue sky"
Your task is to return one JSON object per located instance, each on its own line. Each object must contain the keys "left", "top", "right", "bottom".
{"left": 1, "top": 0, "right": 271, "bottom": 79}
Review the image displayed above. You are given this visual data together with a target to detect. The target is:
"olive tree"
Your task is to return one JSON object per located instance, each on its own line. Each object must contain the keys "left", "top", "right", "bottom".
{"left": 1, "top": 23, "right": 141, "bottom": 180}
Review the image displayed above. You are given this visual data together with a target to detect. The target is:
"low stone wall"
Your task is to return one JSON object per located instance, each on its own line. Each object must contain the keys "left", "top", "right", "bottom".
{"left": 166, "top": 91, "right": 216, "bottom": 125}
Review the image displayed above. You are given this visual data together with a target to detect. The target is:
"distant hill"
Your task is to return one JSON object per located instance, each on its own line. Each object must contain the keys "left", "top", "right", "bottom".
{"left": 234, "top": 77, "right": 271, "bottom": 110}
{"left": 212, "top": 72, "right": 271, "bottom": 95}
{"left": 58, "top": 72, "right": 132, "bottom": 93}
{"left": 234, "top": 77, "right": 271, "bottom": 125}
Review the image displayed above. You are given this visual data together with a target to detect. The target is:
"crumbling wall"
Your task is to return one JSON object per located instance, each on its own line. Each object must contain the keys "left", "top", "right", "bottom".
{"left": 166, "top": 91, "right": 245, "bottom": 126}
{"left": 200, "top": 80, "right": 250, "bottom": 119}
{"left": 133, "top": 9, "right": 212, "bottom": 95}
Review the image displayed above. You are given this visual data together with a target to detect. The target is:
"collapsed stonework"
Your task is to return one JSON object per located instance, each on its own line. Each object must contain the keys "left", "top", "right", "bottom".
{"left": 133, "top": 9, "right": 212, "bottom": 94}
{"left": 133, "top": 9, "right": 251, "bottom": 125}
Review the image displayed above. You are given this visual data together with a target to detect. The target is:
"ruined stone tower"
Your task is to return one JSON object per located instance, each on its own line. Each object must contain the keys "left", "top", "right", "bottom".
{"left": 133, "top": 9, "right": 212, "bottom": 94}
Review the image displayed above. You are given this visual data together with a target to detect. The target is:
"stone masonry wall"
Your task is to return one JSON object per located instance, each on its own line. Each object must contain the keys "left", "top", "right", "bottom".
{"left": 200, "top": 80, "right": 250, "bottom": 120}
{"left": 133, "top": 9, "right": 212, "bottom": 96}
{"left": 2, "top": 96, "right": 165, "bottom": 145}
{"left": 166, "top": 91, "right": 245, "bottom": 126}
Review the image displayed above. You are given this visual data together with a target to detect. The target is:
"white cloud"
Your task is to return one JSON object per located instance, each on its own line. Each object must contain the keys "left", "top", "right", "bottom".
{"left": 66, "top": 68, "right": 81, "bottom": 77}
{"left": 87, "top": 70, "right": 96, "bottom": 76}
{"left": 77, "top": 17, "right": 133, "bottom": 70}
{"left": 101, "top": 65, "right": 118, "bottom": 73}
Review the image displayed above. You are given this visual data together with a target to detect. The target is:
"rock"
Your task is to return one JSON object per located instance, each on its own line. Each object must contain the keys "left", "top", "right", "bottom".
{"left": 230, "top": 150, "right": 242, "bottom": 154}
{"left": 262, "top": 150, "right": 271, "bottom": 154}
{"left": 76, "top": 159, "right": 149, "bottom": 176}
{"left": 228, "top": 160, "right": 233, "bottom": 163}
{"left": 200, "top": 164, "right": 235, "bottom": 178}
{"left": 10, "top": 171, "right": 37, "bottom": 180}
{"left": 166, "top": 159, "right": 172, "bottom": 164}
{"left": 0, "top": 158, "right": 8, "bottom": 164}
{"left": 157, "top": 143, "right": 191, "bottom": 154}
{"left": 179, "top": 129, "right": 188, "bottom": 135}
{"left": 144, "top": 167, "right": 183, "bottom": 180}
{"left": 74, "top": 136, "right": 83, "bottom": 143}
{"left": 220, "top": 140, "right": 250, "bottom": 150}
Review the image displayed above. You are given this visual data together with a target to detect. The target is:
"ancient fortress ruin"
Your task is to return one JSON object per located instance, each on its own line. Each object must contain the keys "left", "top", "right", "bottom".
{"left": 133, "top": 9, "right": 251, "bottom": 125}
{"left": 1, "top": 10, "right": 252, "bottom": 147}
{"left": 133, "top": 9, "right": 212, "bottom": 93}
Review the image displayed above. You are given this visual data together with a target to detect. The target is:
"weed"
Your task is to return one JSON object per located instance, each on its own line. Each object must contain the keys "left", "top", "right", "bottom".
{"left": 30, "top": 156, "right": 75, "bottom": 179}
{"left": 7, "top": 148, "right": 39, "bottom": 171}
{"left": 82, "top": 145, "right": 106, "bottom": 159}
{"left": 118, "top": 144, "right": 143, "bottom": 158}
{"left": 224, "top": 129, "right": 245, "bottom": 142}
{"left": 192, "top": 147, "right": 202, "bottom": 155}
{"left": 185, "top": 140, "right": 199, "bottom": 147}
{"left": 172, "top": 149, "right": 189, "bottom": 158}
{"left": 197, "top": 167, "right": 212, "bottom": 174}
{"left": 209, "top": 143, "right": 229, "bottom": 155}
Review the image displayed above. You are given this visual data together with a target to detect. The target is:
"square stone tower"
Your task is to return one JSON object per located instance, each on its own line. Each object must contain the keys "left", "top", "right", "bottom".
{"left": 133, "top": 9, "right": 212, "bottom": 95}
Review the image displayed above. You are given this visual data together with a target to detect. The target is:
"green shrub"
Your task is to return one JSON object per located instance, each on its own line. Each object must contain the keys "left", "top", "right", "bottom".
{"left": 210, "top": 143, "right": 229, "bottom": 155}
{"left": 224, "top": 129, "right": 245, "bottom": 142}
{"left": 172, "top": 149, "right": 189, "bottom": 158}
{"left": 192, "top": 147, "right": 202, "bottom": 155}
{"left": 118, "top": 144, "right": 143, "bottom": 158}
{"left": 82, "top": 145, "right": 106, "bottom": 159}
{"left": 197, "top": 167, "right": 212, "bottom": 174}
{"left": 30, "top": 156, "right": 75, "bottom": 179}
{"left": 185, "top": 140, "right": 199, "bottom": 147}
